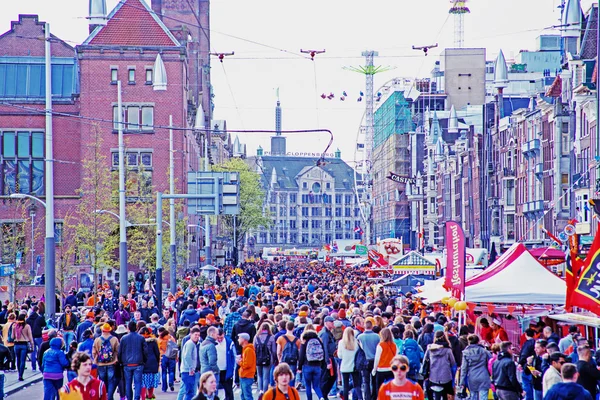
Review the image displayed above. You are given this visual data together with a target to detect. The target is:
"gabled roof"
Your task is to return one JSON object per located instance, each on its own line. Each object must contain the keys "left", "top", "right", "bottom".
{"left": 391, "top": 251, "right": 436, "bottom": 275}
{"left": 84, "top": 0, "right": 179, "bottom": 47}
{"left": 258, "top": 156, "right": 355, "bottom": 191}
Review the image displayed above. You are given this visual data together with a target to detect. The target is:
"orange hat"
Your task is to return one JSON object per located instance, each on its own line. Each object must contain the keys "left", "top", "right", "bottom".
{"left": 86, "top": 311, "right": 95, "bottom": 319}
{"left": 237, "top": 287, "right": 245, "bottom": 296}
{"left": 338, "top": 309, "right": 346, "bottom": 319}
{"left": 299, "top": 311, "right": 308, "bottom": 317}
{"left": 215, "top": 294, "right": 222, "bottom": 301}
{"left": 101, "top": 323, "right": 112, "bottom": 333}
{"left": 207, "top": 314, "right": 216, "bottom": 323}
{"left": 199, "top": 318, "right": 207, "bottom": 326}
{"left": 365, "top": 317, "right": 376, "bottom": 326}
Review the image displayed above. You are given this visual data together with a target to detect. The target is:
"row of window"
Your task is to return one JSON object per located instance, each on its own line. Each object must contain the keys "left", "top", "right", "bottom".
{"left": 258, "top": 232, "right": 359, "bottom": 244}
{"left": 270, "top": 192, "right": 355, "bottom": 204}
{"left": 272, "top": 219, "right": 362, "bottom": 230}
{"left": 1, "top": 131, "right": 45, "bottom": 195}
{"left": 110, "top": 67, "right": 153, "bottom": 86}
{"left": 0, "top": 61, "right": 77, "bottom": 99}
{"left": 112, "top": 105, "right": 154, "bottom": 133}
{"left": 297, "top": 207, "right": 360, "bottom": 217}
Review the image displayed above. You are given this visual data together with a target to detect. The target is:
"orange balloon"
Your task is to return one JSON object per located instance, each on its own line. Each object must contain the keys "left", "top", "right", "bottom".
{"left": 447, "top": 298, "right": 458, "bottom": 307}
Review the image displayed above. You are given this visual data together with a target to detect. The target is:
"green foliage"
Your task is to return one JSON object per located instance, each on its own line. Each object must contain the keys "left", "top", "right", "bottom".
{"left": 213, "top": 158, "right": 271, "bottom": 248}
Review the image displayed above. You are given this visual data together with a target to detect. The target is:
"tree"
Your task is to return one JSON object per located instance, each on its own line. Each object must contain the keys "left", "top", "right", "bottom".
{"left": 213, "top": 158, "right": 271, "bottom": 260}
{"left": 74, "top": 124, "right": 117, "bottom": 294}
{"left": 55, "top": 209, "right": 78, "bottom": 300}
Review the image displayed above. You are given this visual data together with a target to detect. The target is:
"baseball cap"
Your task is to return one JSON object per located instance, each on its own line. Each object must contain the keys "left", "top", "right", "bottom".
{"left": 324, "top": 316, "right": 335, "bottom": 323}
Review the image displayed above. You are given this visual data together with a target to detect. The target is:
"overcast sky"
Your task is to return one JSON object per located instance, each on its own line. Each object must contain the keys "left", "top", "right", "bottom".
{"left": 1, "top": 0, "right": 595, "bottom": 163}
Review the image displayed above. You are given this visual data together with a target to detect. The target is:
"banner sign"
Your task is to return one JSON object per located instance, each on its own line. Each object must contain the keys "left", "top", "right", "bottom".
{"left": 387, "top": 171, "right": 415, "bottom": 185}
{"left": 444, "top": 221, "right": 466, "bottom": 298}
{"left": 571, "top": 223, "right": 600, "bottom": 314}
{"left": 355, "top": 245, "right": 368, "bottom": 256}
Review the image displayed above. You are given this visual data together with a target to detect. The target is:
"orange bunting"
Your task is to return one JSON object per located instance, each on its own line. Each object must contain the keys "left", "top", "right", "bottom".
{"left": 507, "top": 305, "right": 516, "bottom": 315}
{"left": 467, "top": 302, "right": 477, "bottom": 313}
{"left": 486, "top": 304, "right": 496, "bottom": 315}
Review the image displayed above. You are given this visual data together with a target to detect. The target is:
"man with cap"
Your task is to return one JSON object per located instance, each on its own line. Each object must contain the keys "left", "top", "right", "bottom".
{"left": 93, "top": 323, "right": 120, "bottom": 400}
{"left": 76, "top": 310, "right": 96, "bottom": 343}
{"left": 238, "top": 332, "right": 256, "bottom": 400}
{"left": 319, "top": 315, "right": 338, "bottom": 399}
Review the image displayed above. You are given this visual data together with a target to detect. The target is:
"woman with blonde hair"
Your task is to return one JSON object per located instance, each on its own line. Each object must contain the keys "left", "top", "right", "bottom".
{"left": 372, "top": 327, "right": 397, "bottom": 394}
{"left": 338, "top": 327, "right": 362, "bottom": 400}
{"left": 193, "top": 371, "right": 220, "bottom": 400}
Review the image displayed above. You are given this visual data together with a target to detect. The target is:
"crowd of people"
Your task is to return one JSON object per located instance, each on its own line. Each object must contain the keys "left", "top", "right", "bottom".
{"left": 0, "top": 261, "right": 596, "bottom": 400}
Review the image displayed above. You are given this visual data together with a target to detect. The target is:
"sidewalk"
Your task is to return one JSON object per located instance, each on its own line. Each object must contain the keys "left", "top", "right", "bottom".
{"left": 4, "top": 369, "right": 42, "bottom": 397}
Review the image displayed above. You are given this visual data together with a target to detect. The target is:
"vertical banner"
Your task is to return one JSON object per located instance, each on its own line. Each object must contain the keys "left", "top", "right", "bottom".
{"left": 445, "top": 221, "right": 466, "bottom": 299}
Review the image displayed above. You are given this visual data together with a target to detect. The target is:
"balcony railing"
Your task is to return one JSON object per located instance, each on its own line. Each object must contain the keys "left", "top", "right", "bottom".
{"left": 521, "top": 139, "right": 541, "bottom": 157}
{"left": 535, "top": 163, "right": 543, "bottom": 177}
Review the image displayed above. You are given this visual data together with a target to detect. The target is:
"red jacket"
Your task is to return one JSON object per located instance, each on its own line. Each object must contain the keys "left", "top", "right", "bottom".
{"left": 61, "top": 377, "right": 107, "bottom": 400}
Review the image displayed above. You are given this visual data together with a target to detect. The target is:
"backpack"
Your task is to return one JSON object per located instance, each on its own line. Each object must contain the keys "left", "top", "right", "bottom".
{"left": 401, "top": 340, "right": 421, "bottom": 374}
{"left": 96, "top": 336, "right": 114, "bottom": 364}
{"left": 332, "top": 325, "right": 344, "bottom": 341}
{"left": 165, "top": 340, "right": 179, "bottom": 359}
{"left": 6, "top": 323, "right": 14, "bottom": 344}
{"left": 281, "top": 336, "right": 299, "bottom": 365}
{"left": 354, "top": 341, "right": 369, "bottom": 372}
{"left": 255, "top": 335, "right": 272, "bottom": 366}
{"left": 305, "top": 337, "right": 324, "bottom": 362}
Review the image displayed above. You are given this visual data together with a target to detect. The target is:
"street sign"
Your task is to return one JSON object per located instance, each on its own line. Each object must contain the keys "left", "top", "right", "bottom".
{"left": 187, "top": 172, "right": 240, "bottom": 215}
{"left": 387, "top": 171, "right": 415, "bottom": 185}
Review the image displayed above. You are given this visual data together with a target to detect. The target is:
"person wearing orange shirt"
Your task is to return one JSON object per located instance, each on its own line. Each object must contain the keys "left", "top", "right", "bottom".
{"left": 238, "top": 333, "right": 256, "bottom": 400}
{"left": 492, "top": 319, "right": 509, "bottom": 343}
{"left": 479, "top": 318, "right": 494, "bottom": 345}
{"left": 378, "top": 355, "right": 424, "bottom": 400}
{"left": 372, "top": 327, "right": 398, "bottom": 392}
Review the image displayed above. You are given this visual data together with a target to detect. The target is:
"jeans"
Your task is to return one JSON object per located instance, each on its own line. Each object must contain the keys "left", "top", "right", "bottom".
{"left": 161, "top": 356, "right": 176, "bottom": 391}
{"left": 469, "top": 389, "right": 490, "bottom": 400}
{"left": 342, "top": 371, "right": 362, "bottom": 400}
{"left": 362, "top": 360, "right": 375, "bottom": 400}
{"left": 220, "top": 370, "right": 234, "bottom": 400}
{"left": 97, "top": 365, "right": 116, "bottom": 400}
{"left": 521, "top": 373, "right": 533, "bottom": 400}
{"left": 182, "top": 373, "right": 199, "bottom": 400}
{"left": 240, "top": 377, "right": 254, "bottom": 400}
{"left": 62, "top": 331, "right": 75, "bottom": 348}
{"left": 43, "top": 378, "right": 63, "bottom": 400}
{"left": 14, "top": 343, "right": 28, "bottom": 378}
{"left": 257, "top": 365, "right": 271, "bottom": 393}
{"left": 533, "top": 389, "right": 543, "bottom": 400}
{"left": 0, "top": 372, "right": 4, "bottom": 399}
{"left": 178, "top": 372, "right": 200, "bottom": 400}
{"left": 303, "top": 365, "right": 324, "bottom": 400}
{"left": 375, "top": 371, "right": 394, "bottom": 398}
{"left": 124, "top": 365, "right": 144, "bottom": 400}
{"left": 33, "top": 338, "right": 43, "bottom": 371}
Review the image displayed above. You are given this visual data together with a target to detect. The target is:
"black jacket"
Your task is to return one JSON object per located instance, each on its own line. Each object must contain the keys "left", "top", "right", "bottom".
{"left": 118, "top": 332, "right": 148, "bottom": 366}
{"left": 26, "top": 312, "right": 45, "bottom": 338}
{"left": 58, "top": 313, "right": 77, "bottom": 331}
{"left": 492, "top": 352, "right": 522, "bottom": 393}
{"left": 298, "top": 331, "right": 326, "bottom": 369}
{"left": 577, "top": 359, "right": 600, "bottom": 398}
{"left": 143, "top": 338, "right": 160, "bottom": 374}
{"left": 192, "top": 392, "right": 221, "bottom": 400}
{"left": 37, "top": 339, "right": 52, "bottom": 369}
{"left": 518, "top": 338, "right": 535, "bottom": 376}
{"left": 232, "top": 319, "right": 256, "bottom": 352}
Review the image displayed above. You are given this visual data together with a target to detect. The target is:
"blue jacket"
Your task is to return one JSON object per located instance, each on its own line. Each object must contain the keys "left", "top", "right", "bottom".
{"left": 544, "top": 382, "right": 593, "bottom": 400}
{"left": 41, "top": 338, "right": 69, "bottom": 374}
{"left": 224, "top": 337, "right": 236, "bottom": 380}
{"left": 143, "top": 338, "right": 160, "bottom": 374}
{"left": 76, "top": 320, "right": 94, "bottom": 343}
{"left": 118, "top": 332, "right": 148, "bottom": 366}
{"left": 179, "top": 309, "right": 199, "bottom": 326}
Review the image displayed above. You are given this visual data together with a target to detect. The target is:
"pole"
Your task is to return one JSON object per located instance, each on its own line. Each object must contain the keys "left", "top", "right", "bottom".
{"left": 117, "top": 80, "right": 128, "bottom": 296}
{"left": 204, "top": 135, "right": 211, "bottom": 264}
{"left": 155, "top": 192, "right": 163, "bottom": 311}
{"left": 44, "top": 23, "right": 56, "bottom": 319}
{"left": 30, "top": 208, "right": 35, "bottom": 274}
{"left": 233, "top": 214, "right": 237, "bottom": 266}
{"left": 169, "top": 115, "right": 177, "bottom": 295}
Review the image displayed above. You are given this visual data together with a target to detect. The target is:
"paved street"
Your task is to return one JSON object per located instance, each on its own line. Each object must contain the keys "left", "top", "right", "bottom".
{"left": 8, "top": 379, "right": 326, "bottom": 400}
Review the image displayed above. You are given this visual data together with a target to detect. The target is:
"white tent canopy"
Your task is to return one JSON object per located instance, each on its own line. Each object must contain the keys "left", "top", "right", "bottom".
{"left": 417, "top": 243, "right": 566, "bottom": 305}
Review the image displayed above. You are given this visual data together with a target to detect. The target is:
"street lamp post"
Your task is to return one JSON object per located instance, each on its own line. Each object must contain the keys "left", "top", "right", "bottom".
{"left": 44, "top": 22, "right": 56, "bottom": 319}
